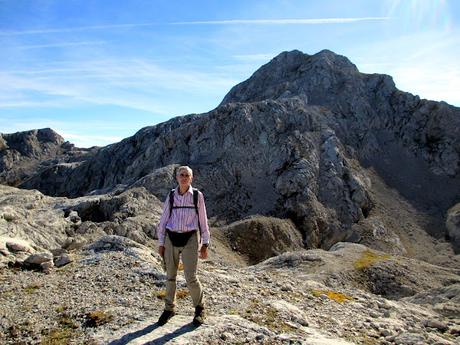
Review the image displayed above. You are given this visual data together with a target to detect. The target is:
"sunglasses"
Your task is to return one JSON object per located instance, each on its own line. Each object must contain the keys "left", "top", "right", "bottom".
{"left": 179, "top": 173, "right": 191, "bottom": 177}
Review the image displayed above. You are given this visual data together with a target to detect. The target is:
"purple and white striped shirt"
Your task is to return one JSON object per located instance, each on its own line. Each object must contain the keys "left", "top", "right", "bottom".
{"left": 157, "top": 185, "right": 210, "bottom": 246}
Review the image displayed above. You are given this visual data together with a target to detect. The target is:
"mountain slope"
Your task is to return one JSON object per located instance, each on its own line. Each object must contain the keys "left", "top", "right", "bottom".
{"left": 2, "top": 49, "right": 460, "bottom": 255}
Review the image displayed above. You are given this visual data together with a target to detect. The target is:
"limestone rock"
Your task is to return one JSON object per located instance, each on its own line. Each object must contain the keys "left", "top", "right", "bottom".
{"left": 423, "top": 319, "right": 448, "bottom": 332}
{"left": 3, "top": 49, "right": 460, "bottom": 252}
{"left": 84, "top": 235, "right": 157, "bottom": 263}
{"left": 393, "top": 332, "right": 426, "bottom": 345}
{"left": 54, "top": 253, "right": 72, "bottom": 267}
{"left": 0, "top": 236, "right": 36, "bottom": 267}
{"left": 1, "top": 237, "right": 35, "bottom": 254}
{"left": 24, "top": 252, "right": 53, "bottom": 265}
{"left": 219, "top": 216, "right": 304, "bottom": 264}
{"left": 446, "top": 203, "right": 460, "bottom": 253}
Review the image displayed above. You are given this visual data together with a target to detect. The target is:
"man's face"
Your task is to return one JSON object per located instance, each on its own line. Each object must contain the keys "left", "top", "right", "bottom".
{"left": 176, "top": 170, "right": 193, "bottom": 188}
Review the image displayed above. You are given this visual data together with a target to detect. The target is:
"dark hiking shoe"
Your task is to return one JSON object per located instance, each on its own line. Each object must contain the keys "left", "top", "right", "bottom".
{"left": 158, "top": 310, "right": 175, "bottom": 326}
{"left": 193, "top": 306, "right": 205, "bottom": 326}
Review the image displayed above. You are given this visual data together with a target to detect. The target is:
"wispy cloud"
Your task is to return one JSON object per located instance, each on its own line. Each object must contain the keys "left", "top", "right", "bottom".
{"left": 14, "top": 41, "right": 107, "bottom": 50}
{"left": 0, "top": 17, "right": 391, "bottom": 37}
{"left": 172, "top": 17, "right": 391, "bottom": 25}
{"left": 0, "top": 58, "right": 237, "bottom": 113}
{"left": 0, "top": 23, "right": 160, "bottom": 36}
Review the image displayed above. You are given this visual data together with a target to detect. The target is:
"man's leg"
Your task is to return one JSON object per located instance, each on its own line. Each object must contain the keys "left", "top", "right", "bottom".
{"left": 181, "top": 232, "right": 204, "bottom": 308}
{"left": 164, "top": 235, "right": 180, "bottom": 312}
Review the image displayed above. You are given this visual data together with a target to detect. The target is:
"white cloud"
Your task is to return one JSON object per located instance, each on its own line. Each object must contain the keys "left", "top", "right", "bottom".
{"left": 58, "top": 131, "right": 123, "bottom": 147}
{"left": 0, "top": 119, "right": 129, "bottom": 147}
{"left": 353, "top": 31, "right": 460, "bottom": 106}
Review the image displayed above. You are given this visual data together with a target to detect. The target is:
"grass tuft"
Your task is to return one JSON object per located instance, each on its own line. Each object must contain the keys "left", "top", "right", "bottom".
{"left": 40, "top": 328, "right": 73, "bottom": 345}
{"left": 241, "top": 300, "right": 297, "bottom": 333}
{"left": 23, "top": 283, "right": 41, "bottom": 294}
{"left": 85, "top": 310, "right": 113, "bottom": 327}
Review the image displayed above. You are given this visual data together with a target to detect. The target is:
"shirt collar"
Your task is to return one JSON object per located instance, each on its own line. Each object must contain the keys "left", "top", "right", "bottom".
{"left": 177, "top": 185, "right": 194, "bottom": 195}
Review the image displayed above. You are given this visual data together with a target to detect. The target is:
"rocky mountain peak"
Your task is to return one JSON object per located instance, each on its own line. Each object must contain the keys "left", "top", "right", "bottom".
{"left": 220, "top": 49, "right": 362, "bottom": 106}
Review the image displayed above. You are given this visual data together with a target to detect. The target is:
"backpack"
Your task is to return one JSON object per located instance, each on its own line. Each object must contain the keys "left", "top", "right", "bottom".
{"left": 168, "top": 188, "right": 201, "bottom": 231}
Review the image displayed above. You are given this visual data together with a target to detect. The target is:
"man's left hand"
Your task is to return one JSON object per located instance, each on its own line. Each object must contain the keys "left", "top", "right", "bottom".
{"left": 199, "top": 245, "right": 208, "bottom": 259}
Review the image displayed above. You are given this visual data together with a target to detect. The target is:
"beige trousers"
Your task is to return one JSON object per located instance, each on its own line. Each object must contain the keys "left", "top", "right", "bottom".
{"left": 164, "top": 231, "right": 204, "bottom": 311}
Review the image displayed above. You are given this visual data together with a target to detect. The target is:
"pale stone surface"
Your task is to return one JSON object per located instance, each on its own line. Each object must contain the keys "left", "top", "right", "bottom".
{"left": 1, "top": 238, "right": 458, "bottom": 344}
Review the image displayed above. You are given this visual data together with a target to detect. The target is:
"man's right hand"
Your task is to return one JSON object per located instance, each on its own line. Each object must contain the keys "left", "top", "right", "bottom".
{"left": 159, "top": 246, "right": 165, "bottom": 257}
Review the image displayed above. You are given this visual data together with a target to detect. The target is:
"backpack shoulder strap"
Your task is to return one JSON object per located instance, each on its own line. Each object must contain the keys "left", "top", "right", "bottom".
{"left": 192, "top": 189, "right": 199, "bottom": 215}
{"left": 168, "top": 189, "right": 175, "bottom": 218}
{"left": 193, "top": 188, "right": 202, "bottom": 231}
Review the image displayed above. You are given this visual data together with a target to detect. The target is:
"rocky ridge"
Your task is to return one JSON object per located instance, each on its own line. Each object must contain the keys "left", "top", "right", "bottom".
{"left": 3, "top": 49, "right": 459, "bottom": 254}
{"left": 0, "top": 128, "right": 96, "bottom": 187}
{"left": 1, "top": 49, "right": 460, "bottom": 344}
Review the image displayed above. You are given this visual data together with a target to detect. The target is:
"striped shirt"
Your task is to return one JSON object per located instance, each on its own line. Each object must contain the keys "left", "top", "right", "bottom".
{"left": 157, "top": 185, "right": 210, "bottom": 246}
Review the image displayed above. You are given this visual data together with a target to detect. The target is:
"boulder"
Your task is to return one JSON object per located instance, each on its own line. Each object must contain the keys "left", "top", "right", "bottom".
{"left": 220, "top": 216, "right": 304, "bottom": 264}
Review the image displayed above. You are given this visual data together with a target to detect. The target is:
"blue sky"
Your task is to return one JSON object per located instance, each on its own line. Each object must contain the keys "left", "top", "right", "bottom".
{"left": 0, "top": 0, "right": 459, "bottom": 147}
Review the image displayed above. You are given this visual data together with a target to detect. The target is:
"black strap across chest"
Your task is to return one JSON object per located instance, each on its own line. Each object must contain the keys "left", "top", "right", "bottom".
{"left": 168, "top": 188, "right": 201, "bottom": 231}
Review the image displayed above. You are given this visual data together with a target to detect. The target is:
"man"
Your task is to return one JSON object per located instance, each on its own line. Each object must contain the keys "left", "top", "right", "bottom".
{"left": 156, "top": 166, "right": 210, "bottom": 326}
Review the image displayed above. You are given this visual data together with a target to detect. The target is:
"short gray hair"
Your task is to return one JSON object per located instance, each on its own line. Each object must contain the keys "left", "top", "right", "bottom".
{"left": 176, "top": 165, "right": 193, "bottom": 177}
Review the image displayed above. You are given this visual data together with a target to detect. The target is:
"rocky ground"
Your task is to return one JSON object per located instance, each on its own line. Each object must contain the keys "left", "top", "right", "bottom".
{"left": 1, "top": 235, "right": 459, "bottom": 345}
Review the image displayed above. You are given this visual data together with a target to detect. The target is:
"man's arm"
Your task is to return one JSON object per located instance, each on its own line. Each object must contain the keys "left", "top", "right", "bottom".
{"left": 198, "top": 192, "right": 210, "bottom": 246}
{"left": 157, "top": 193, "right": 171, "bottom": 253}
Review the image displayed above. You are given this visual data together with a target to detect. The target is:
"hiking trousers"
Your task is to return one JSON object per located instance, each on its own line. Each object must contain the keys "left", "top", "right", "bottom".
{"left": 164, "top": 231, "right": 204, "bottom": 311}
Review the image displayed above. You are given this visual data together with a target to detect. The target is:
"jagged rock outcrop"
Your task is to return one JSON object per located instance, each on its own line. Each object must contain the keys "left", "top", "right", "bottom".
{"left": 3, "top": 49, "right": 460, "bottom": 252}
{"left": 0, "top": 128, "right": 96, "bottom": 186}
{"left": 0, "top": 185, "right": 163, "bottom": 267}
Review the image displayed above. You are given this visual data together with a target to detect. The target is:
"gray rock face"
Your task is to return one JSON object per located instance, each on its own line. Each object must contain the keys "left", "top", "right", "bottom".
{"left": 17, "top": 100, "right": 373, "bottom": 249}
{"left": 3, "top": 49, "right": 460, "bottom": 252}
{"left": 223, "top": 49, "right": 460, "bottom": 177}
{"left": 0, "top": 128, "right": 96, "bottom": 186}
{"left": 219, "top": 216, "right": 304, "bottom": 264}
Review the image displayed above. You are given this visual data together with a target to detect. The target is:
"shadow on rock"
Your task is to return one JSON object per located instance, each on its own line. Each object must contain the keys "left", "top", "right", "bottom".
{"left": 108, "top": 322, "right": 197, "bottom": 345}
